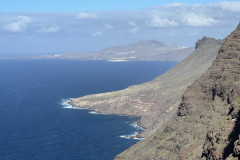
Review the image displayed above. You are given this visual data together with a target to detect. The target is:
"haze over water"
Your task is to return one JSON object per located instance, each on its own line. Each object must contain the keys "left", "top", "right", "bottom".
{"left": 0, "top": 60, "right": 176, "bottom": 160}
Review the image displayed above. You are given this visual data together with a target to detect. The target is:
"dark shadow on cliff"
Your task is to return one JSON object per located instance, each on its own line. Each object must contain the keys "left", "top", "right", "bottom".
{"left": 223, "top": 110, "right": 240, "bottom": 159}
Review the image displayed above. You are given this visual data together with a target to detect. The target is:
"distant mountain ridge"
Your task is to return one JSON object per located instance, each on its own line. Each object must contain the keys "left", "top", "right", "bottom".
{"left": 0, "top": 40, "right": 193, "bottom": 62}
{"left": 90, "top": 40, "right": 190, "bottom": 62}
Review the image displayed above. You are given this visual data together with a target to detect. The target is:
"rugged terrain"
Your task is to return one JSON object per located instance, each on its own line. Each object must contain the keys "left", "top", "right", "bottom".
{"left": 2, "top": 40, "right": 193, "bottom": 62}
{"left": 115, "top": 23, "right": 240, "bottom": 160}
{"left": 70, "top": 37, "right": 223, "bottom": 137}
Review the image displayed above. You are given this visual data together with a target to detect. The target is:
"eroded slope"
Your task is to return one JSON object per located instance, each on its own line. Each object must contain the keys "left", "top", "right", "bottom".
{"left": 115, "top": 23, "right": 240, "bottom": 160}
{"left": 71, "top": 37, "right": 223, "bottom": 137}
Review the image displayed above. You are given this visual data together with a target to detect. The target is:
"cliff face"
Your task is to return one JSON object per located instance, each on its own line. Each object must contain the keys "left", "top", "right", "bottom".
{"left": 115, "top": 23, "right": 240, "bottom": 160}
{"left": 71, "top": 37, "right": 223, "bottom": 137}
{"left": 200, "top": 23, "right": 240, "bottom": 160}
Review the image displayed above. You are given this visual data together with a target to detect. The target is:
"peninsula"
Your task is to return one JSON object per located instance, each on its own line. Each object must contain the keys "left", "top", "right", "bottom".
{"left": 1, "top": 40, "right": 193, "bottom": 62}
{"left": 70, "top": 37, "right": 223, "bottom": 137}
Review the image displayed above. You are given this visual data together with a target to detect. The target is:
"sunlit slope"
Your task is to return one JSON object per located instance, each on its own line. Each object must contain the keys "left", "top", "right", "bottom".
{"left": 115, "top": 23, "right": 240, "bottom": 160}
{"left": 71, "top": 37, "right": 223, "bottom": 138}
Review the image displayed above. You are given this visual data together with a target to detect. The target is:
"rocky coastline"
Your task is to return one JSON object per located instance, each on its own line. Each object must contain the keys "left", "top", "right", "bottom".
{"left": 70, "top": 37, "right": 223, "bottom": 138}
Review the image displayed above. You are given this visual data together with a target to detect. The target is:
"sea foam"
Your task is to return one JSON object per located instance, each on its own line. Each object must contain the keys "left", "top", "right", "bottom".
{"left": 61, "top": 98, "right": 82, "bottom": 109}
{"left": 61, "top": 99, "right": 106, "bottom": 114}
{"left": 119, "top": 121, "right": 145, "bottom": 140}
{"left": 88, "top": 111, "right": 107, "bottom": 115}
{"left": 61, "top": 99, "right": 144, "bottom": 140}
{"left": 129, "top": 121, "right": 145, "bottom": 131}
{"left": 120, "top": 132, "right": 145, "bottom": 140}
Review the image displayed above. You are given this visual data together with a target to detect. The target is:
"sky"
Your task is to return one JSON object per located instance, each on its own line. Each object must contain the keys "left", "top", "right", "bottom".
{"left": 2, "top": 0, "right": 238, "bottom": 12}
{"left": 0, "top": 0, "right": 240, "bottom": 56}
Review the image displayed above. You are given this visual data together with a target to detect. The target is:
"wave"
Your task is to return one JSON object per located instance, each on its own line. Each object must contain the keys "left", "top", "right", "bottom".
{"left": 129, "top": 121, "right": 145, "bottom": 131}
{"left": 61, "top": 99, "right": 106, "bottom": 114}
{"left": 61, "top": 98, "right": 83, "bottom": 109}
{"left": 88, "top": 111, "right": 108, "bottom": 115}
{"left": 119, "top": 121, "right": 146, "bottom": 141}
{"left": 119, "top": 132, "right": 145, "bottom": 140}
{"left": 61, "top": 99, "right": 145, "bottom": 140}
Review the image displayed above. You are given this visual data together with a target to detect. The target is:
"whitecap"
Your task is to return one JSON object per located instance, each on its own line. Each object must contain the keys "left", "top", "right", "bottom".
{"left": 120, "top": 135, "right": 131, "bottom": 139}
{"left": 88, "top": 111, "right": 99, "bottom": 114}
{"left": 119, "top": 132, "right": 137, "bottom": 139}
{"left": 133, "top": 137, "right": 146, "bottom": 140}
{"left": 129, "top": 121, "right": 145, "bottom": 131}
{"left": 119, "top": 121, "right": 146, "bottom": 140}
{"left": 88, "top": 111, "right": 108, "bottom": 115}
{"left": 60, "top": 98, "right": 82, "bottom": 109}
{"left": 119, "top": 132, "right": 145, "bottom": 140}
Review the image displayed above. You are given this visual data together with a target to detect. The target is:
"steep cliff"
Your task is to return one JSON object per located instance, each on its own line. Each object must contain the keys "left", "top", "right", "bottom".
{"left": 71, "top": 37, "right": 223, "bottom": 137}
{"left": 115, "top": 23, "right": 240, "bottom": 160}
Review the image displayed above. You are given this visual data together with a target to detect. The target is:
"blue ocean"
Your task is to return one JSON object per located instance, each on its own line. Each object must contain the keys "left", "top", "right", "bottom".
{"left": 0, "top": 60, "right": 177, "bottom": 160}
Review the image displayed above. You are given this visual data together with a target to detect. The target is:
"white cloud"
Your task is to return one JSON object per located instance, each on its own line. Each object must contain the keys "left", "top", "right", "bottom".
{"left": 128, "top": 21, "right": 138, "bottom": 33}
{"left": 146, "top": 15, "right": 178, "bottom": 27}
{"left": 77, "top": 12, "right": 97, "bottom": 19}
{"left": 214, "top": 1, "right": 240, "bottom": 13}
{"left": 91, "top": 31, "right": 102, "bottom": 37}
{"left": 128, "top": 21, "right": 136, "bottom": 26}
{"left": 1, "top": 1, "right": 240, "bottom": 54}
{"left": 129, "top": 27, "right": 139, "bottom": 34}
{"left": 105, "top": 24, "right": 113, "bottom": 29}
{"left": 4, "top": 16, "right": 31, "bottom": 32}
{"left": 183, "top": 14, "right": 217, "bottom": 27}
{"left": 38, "top": 26, "right": 60, "bottom": 33}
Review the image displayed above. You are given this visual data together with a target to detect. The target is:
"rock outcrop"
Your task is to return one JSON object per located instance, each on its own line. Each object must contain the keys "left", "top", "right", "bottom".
{"left": 71, "top": 37, "right": 223, "bottom": 137}
{"left": 115, "top": 23, "right": 240, "bottom": 160}
{"left": 234, "top": 136, "right": 240, "bottom": 157}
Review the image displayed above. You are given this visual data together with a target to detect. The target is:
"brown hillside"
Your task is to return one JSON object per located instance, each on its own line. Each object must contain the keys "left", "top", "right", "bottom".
{"left": 115, "top": 23, "right": 240, "bottom": 160}
{"left": 71, "top": 37, "right": 223, "bottom": 137}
